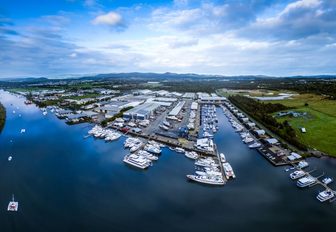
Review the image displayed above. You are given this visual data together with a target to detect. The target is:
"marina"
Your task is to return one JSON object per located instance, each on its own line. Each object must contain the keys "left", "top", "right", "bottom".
{"left": 1, "top": 90, "right": 336, "bottom": 231}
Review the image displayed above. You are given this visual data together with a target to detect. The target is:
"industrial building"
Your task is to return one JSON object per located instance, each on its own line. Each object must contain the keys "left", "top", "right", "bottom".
{"left": 182, "top": 92, "right": 195, "bottom": 99}
{"left": 123, "top": 102, "right": 160, "bottom": 120}
{"left": 168, "top": 101, "right": 185, "bottom": 116}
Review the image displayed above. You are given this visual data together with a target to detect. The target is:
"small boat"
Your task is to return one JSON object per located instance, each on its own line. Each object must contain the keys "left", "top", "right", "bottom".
{"left": 8, "top": 156, "right": 12, "bottom": 161}
{"left": 322, "top": 177, "right": 333, "bottom": 185}
{"left": 7, "top": 195, "right": 18, "bottom": 212}
{"left": 42, "top": 111, "right": 48, "bottom": 116}
{"left": 297, "top": 161, "right": 309, "bottom": 169}
{"left": 20, "top": 129, "right": 26, "bottom": 133}
{"left": 219, "top": 153, "right": 226, "bottom": 163}
{"left": 174, "top": 147, "right": 185, "bottom": 153}
{"left": 248, "top": 142, "right": 261, "bottom": 149}
{"left": 289, "top": 170, "right": 306, "bottom": 180}
{"left": 317, "top": 190, "right": 335, "bottom": 202}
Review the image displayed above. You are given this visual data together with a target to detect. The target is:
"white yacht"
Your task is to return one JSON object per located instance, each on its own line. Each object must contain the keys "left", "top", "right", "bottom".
{"left": 8, "top": 156, "right": 12, "bottom": 162}
{"left": 42, "top": 111, "right": 48, "bottom": 116}
{"left": 249, "top": 142, "right": 262, "bottom": 149}
{"left": 138, "top": 150, "right": 158, "bottom": 161}
{"left": 7, "top": 195, "right": 18, "bottom": 212}
{"left": 317, "top": 190, "right": 335, "bottom": 202}
{"left": 219, "top": 153, "right": 226, "bottom": 163}
{"left": 144, "top": 145, "right": 161, "bottom": 154}
{"left": 223, "top": 162, "right": 236, "bottom": 179}
{"left": 289, "top": 170, "right": 306, "bottom": 180}
{"left": 130, "top": 143, "right": 142, "bottom": 152}
{"left": 123, "top": 154, "right": 151, "bottom": 169}
{"left": 297, "top": 176, "right": 316, "bottom": 188}
{"left": 243, "top": 137, "right": 254, "bottom": 144}
{"left": 322, "top": 177, "right": 333, "bottom": 185}
{"left": 20, "top": 128, "right": 26, "bottom": 133}
{"left": 187, "top": 174, "right": 224, "bottom": 185}
{"left": 174, "top": 147, "right": 185, "bottom": 153}
{"left": 298, "top": 161, "right": 309, "bottom": 169}
{"left": 195, "top": 158, "right": 216, "bottom": 167}
{"left": 184, "top": 151, "right": 199, "bottom": 160}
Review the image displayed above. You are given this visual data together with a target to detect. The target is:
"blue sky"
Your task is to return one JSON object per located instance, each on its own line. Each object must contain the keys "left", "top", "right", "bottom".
{"left": 0, "top": 0, "right": 335, "bottom": 78}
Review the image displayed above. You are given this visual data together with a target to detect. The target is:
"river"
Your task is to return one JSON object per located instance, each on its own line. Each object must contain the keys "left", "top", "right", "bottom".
{"left": 0, "top": 90, "right": 336, "bottom": 232}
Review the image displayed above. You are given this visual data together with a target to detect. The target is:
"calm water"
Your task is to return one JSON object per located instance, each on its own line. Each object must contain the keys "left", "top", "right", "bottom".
{"left": 0, "top": 90, "right": 336, "bottom": 232}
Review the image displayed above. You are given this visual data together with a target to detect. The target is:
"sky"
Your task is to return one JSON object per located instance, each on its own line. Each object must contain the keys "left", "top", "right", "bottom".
{"left": 0, "top": 0, "right": 336, "bottom": 78}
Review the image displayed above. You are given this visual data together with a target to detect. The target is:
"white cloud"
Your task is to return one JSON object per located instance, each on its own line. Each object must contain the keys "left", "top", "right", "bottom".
{"left": 92, "top": 11, "right": 122, "bottom": 26}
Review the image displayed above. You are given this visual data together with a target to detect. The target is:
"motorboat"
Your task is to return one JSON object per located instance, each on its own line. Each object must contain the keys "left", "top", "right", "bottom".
{"left": 8, "top": 156, "right": 12, "bottom": 162}
{"left": 222, "top": 162, "right": 236, "bottom": 179}
{"left": 297, "top": 176, "right": 316, "bottom": 188}
{"left": 7, "top": 195, "right": 18, "bottom": 212}
{"left": 174, "top": 147, "right": 185, "bottom": 153}
{"left": 184, "top": 151, "right": 199, "bottom": 160}
{"left": 297, "top": 161, "right": 309, "bottom": 169}
{"left": 144, "top": 145, "right": 161, "bottom": 154}
{"left": 130, "top": 143, "right": 142, "bottom": 152}
{"left": 289, "top": 170, "right": 306, "bottom": 180}
{"left": 219, "top": 153, "right": 226, "bottom": 163}
{"left": 322, "top": 177, "right": 333, "bottom": 185}
{"left": 123, "top": 154, "right": 151, "bottom": 169}
{"left": 317, "top": 190, "right": 335, "bottom": 202}
{"left": 20, "top": 129, "right": 26, "bottom": 133}
{"left": 243, "top": 137, "right": 254, "bottom": 143}
{"left": 249, "top": 142, "right": 262, "bottom": 149}
{"left": 187, "top": 174, "right": 224, "bottom": 185}
{"left": 138, "top": 150, "right": 158, "bottom": 161}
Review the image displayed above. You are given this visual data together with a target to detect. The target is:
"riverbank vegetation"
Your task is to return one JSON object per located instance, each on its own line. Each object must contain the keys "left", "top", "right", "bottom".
{"left": 228, "top": 95, "right": 307, "bottom": 151}
{"left": 0, "top": 102, "right": 6, "bottom": 133}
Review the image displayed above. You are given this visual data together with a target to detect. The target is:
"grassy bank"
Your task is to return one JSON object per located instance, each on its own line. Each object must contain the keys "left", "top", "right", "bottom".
{"left": 0, "top": 102, "right": 6, "bottom": 133}
{"left": 267, "top": 94, "right": 336, "bottom": 157}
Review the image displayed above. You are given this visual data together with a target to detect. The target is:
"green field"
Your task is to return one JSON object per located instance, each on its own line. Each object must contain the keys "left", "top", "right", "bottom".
{"left": 267, "top": 94, "right": 336, "bottom": 157}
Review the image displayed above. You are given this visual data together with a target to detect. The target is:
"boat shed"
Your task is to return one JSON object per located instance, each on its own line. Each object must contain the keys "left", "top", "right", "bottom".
{"left": 169, "top": 101, "right": 185, "bottom": 116}
{"left": 123, "top": 102, "right": 160, "bottom": 120}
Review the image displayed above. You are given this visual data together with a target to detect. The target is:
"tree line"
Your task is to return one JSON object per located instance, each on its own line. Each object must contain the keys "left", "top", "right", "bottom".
{"left": 228, "top": 95, "right": 307, "bottom": 151}
{"left": 0, "top": 102, "right": 6, "bottom": 133}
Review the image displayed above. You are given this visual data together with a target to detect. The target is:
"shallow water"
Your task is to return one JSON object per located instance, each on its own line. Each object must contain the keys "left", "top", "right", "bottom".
{"left": 0, "top": 90, "right": 335, "bottom": 232}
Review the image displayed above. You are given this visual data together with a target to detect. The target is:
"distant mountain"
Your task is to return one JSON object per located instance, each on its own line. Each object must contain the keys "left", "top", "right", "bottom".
{"left": 1, "top": 73, "right": 335, "bottom": 83}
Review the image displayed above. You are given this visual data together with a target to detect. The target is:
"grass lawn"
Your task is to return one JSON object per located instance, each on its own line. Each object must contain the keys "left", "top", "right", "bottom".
{"left": 268, "top": 94, "right": 336, "bottom": 157}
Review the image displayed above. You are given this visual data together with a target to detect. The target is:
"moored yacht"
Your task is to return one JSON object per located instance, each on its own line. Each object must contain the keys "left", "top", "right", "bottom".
{"left": 8, "top": 156, "right": 12, "bottom": 161}
{"left": 184, "top": 151, "right": 199, "bottom": 160}
{"left": 219, "top": 153, "right": 226, "bottom": 163}
{"left": 187, "top": 174, "right": 224, "bottom": 186}
{"left": 144, "top": 145, "right": 161, "bottom": 154}
{"left": 249, "top": 142, "right": 261, "bottom": 149}
{"left": 123, "top": 154, "right": 151, "bottom": 169}
{"left": 289, "top": 170, "right": 306, "bottom": 180}
{"left": 322, "top": 177, "right": 333, "bottom": 185}
{"left": 298, "top": 161, "right": 309, "bottom": 169}
{"left": 297, "top": 176, "right": 316, "bottom": 188}
{"left": 317, "top": 190, "right": 335, "bottom": 202}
